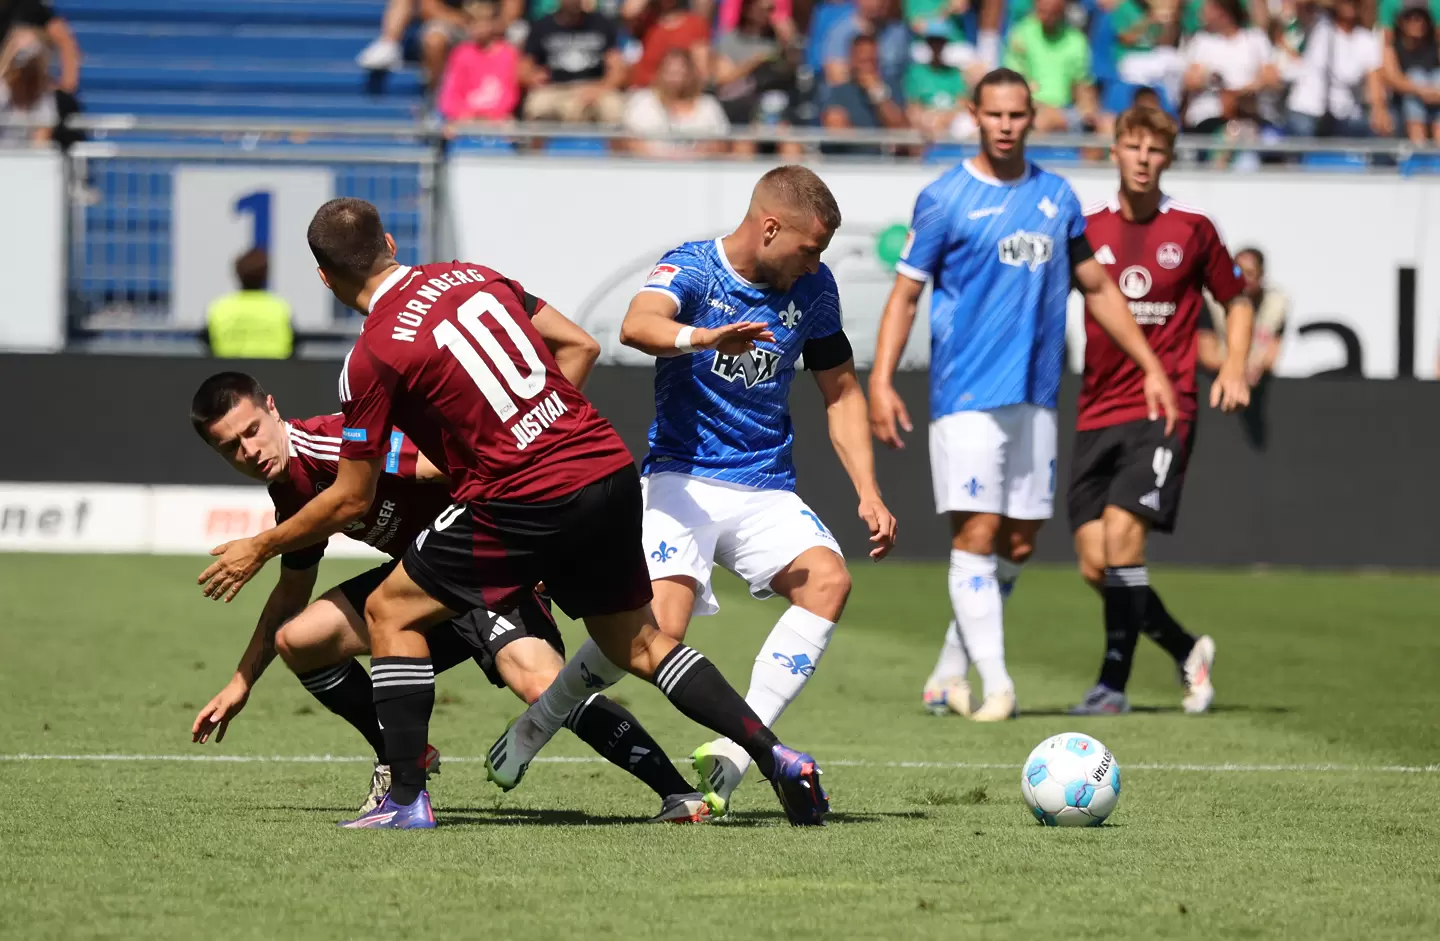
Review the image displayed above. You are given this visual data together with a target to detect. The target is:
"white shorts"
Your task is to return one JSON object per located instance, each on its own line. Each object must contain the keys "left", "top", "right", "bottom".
{"left": 929, "top": 404, "right": 1057, "bottom": 520}
{"left": 641, "top": 472, "right": 843, "bottom": 617}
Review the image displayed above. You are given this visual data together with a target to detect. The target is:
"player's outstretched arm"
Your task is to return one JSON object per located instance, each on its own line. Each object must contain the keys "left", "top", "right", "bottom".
{"left": 531, "top": 303, "right": 602, "bottom": 390}
{"left": 868, "top": 274, "right": 924, "bottom": 449}
{"left": 815, "top": 360, "right": 897, "bottom": 560}
{"left": 192, "top": 564, "right": 317, "bottom": 744}
{"left": 1074, "top": 257, "right": 1179, "bottom": 434}
{"left": 1212, "top": 295, "right": 1254, "bottom": 412}
{"left": 618, "top": 291, "right": 774, "bottom": 358}
{"left": 198, "top": 457, "right": 382, "bottom": 603}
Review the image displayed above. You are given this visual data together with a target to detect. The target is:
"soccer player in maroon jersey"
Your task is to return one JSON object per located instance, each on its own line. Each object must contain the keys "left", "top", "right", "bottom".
{"left": 199, "top": 199, "right": 827, "bottom": 827}
{"left": 1067, "top": 106, "right": 1255, "bottom": 717}
{"left": 187, "top": 372, "right": 712, "bottom": 822}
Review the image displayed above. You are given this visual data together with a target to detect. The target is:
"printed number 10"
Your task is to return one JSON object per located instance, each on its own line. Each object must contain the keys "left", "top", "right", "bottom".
{"left": 433, "top": 292, "right": 548, "bottom": 421}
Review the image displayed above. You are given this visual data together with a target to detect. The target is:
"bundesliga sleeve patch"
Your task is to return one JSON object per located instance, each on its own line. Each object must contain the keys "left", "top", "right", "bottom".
{"left": 645, "top": 263, "right": 681, "bottom": 288}
{"left": 341, "top": 427, "right": 369, "bottom": 442}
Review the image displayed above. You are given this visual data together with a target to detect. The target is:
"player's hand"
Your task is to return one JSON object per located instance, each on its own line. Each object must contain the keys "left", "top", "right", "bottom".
{"left": 1211, "top": 359, "right": 1251, "bottom": 412}
{"left": 858, "top": 494, "right": 897, "bottom": 560}
{"left": 198, "top": 536, "right": 268, "bottom": 602}
{"left": 1143, "top": 367, "right": 1178, "bottom": 435}
{"left": 693, "top": 321, "right": 775, "bottom": 354}
{"left": 868, "top": 382, "right": 912, "bottom": 449}
{"left": 192, "top": 679, "right": 250, "bottom": 744}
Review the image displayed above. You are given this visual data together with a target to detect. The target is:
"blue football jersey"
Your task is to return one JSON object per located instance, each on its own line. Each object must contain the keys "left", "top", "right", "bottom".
{"left": 896, "top": 160, "right": 1086, "bottom": 419}
{"left": 639, "top": 238, "right": 844, "bottom": 492}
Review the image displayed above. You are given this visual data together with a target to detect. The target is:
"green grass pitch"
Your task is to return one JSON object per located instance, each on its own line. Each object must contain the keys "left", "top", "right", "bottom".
{"left": 2, "top": 553, "right": 1438, "bottom": 940}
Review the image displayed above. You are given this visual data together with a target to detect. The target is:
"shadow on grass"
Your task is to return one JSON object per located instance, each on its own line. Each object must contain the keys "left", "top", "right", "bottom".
{"left": 1019, "top": 703, "right": 1289, "bottom": 717}
{"left": 430, "top": 808, "right": 931, "bottom": 828}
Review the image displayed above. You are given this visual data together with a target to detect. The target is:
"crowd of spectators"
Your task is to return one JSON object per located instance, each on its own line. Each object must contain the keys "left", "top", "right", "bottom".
{"left": 0, "top": 0, "right": 82, "bottom": 148}
{"left": 354, "top": 0, "right": 1440, "bottom": 152}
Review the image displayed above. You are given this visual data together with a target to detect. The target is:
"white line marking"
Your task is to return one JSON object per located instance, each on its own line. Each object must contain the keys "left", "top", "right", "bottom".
{"left": 2, "top": 754, "right": 1437, "bottom": 773}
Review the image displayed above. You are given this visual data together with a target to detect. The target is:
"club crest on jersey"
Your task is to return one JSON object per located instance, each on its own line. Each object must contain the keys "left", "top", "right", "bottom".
{"left": 1037, "top": 196, "right": 1058, "bottom": 219}
{"left": 998, "top": 231, "right": 1054, "bottom": 272}
{"left": 1156, "top": 242, "right": 1184, "bottom": 269}
{"left": 711, "top": 348, "right": 780, "bottom": 388}
{"left": 779, "top": 301, "right": 802, "bottom": 330}
{"left": 1118, "top": 265, "right": 1152, "bottom": 299}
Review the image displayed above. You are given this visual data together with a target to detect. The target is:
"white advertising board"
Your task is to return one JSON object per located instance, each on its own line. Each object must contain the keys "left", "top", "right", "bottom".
{"left": 0, "top": 148, "right": 65, "bottom": 352}
{"left": 0, "top": 483, "right": 384, "bottom": 559}
{"left": 450, "top": 158, "right": 1440, "bottom": 379}
{"left": 171, "top": 166, "right": 335, "bottom": 331}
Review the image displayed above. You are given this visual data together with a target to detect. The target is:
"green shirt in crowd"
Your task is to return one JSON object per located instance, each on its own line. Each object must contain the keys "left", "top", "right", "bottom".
{"left": 1003, "top": 16, "right": 1092, "bottom": 108}
{"left": 905, "top": 62, "right": 968, "bottom": 109}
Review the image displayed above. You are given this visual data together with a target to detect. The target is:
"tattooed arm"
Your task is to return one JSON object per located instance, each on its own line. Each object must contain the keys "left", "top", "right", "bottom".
{"left": 191, "top": 564, "right": 318, "bottom": 743}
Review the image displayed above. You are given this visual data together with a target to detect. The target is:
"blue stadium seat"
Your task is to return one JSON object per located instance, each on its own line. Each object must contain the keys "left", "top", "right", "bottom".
{"left": 923, "top": 143, "right": 974, "bottom": 164}
{"left": 55, "top": 0, "right": 387, "bottom": 27}
{"left": 451, "top": 135, "right": 519, "bottom": 153}
{"left": 1299, "top": 151, "right": 1369, "bottom": 171}
{"left": 80, "top": 90, "right": 418, "bottom": 120}
{"left": 71, "top": 23, "right": 377, "bottom": 61}
{"left": 1400, "top": 153, "right": 1440, "bottom": 176}
{"left": 544, "top": 136, "right": 610, "bottom": 154}
{"left": 83, "top": 58, "right": 424, "bottom": 95}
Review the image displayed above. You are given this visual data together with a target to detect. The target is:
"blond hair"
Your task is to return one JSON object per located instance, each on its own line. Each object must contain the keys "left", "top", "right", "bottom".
{"left": 754, "top": 165, "right": 842, "bottom": 232}
{"left": 1115, "top": 105, "right": 1179, "bottom": 150}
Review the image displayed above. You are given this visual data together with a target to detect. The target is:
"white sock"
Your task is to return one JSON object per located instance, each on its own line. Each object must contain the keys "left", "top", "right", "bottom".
{"left": 996, "top": 557, "right": 1023, "bottom": 602}
{"left": 528, "top": 638, "right": 627, "bottom": 736}
{"left": 948, "top": 549, "right": 1013, "bottom": 697}
{"left": 928, "top": 620, "right": 970, "bottom": 685}
{"left": 721, "top": 605, "right": 836, "bottom": 778}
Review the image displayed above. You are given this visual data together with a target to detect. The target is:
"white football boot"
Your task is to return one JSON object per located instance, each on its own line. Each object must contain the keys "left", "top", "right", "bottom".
{"left": 649, "top": 792, "right": 711, "bottom": 824}
{"left": 922, "top": 676, "right": 974, "bottom": 717}
{"left": 1181, "top": 635, "right": 1216, "bottom": 714}
{"left": 692, "top": 738, "right": 749, "bottom": 817}
{"left": 485, "top": 715, "right": 554, "bottom": 790}
{"left": 971, "top": 687, "right": 1018, "bottom": 722}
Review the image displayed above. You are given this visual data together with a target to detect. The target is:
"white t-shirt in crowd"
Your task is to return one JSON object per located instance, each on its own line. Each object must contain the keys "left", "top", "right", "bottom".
{"left": 1183, "top": 28, "right": 1276, "bottom": 126}
{"left": 623, "top": 89, "right": 730, "bottom": 147}
{"left": 0, "top": 84, "right": 57, "bottom": 143}
{"left": 1285, "top": 20, "right": 1381, "bottom": 120}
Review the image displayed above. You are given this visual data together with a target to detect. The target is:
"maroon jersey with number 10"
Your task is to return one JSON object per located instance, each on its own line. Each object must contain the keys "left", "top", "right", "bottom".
{"left": 339, "top": 262, "right": 633, "bottom": 503}
{"left": 1077, "top": 195, "right": 1244, "bottom": 431}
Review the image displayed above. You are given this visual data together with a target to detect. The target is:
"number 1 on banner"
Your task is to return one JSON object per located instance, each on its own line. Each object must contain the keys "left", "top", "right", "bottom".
{"left": 433, "top": 291, "right": 547, "bottom": 421}
{"left": 235, "top": 191, "right": 273, "bottom": 251}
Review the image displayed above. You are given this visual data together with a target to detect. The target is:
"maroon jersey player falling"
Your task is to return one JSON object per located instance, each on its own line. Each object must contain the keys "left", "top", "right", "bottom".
{"left": 1066, "top": 107, "right": 1255, "bottom": 718}
{"left": 199, "top": 198, "right": 827, "bottom": 828}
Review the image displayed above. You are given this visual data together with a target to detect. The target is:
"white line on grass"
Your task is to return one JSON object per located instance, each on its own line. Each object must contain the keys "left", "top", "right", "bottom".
{"left": 3, "top": 754, "right": 1437, "bottom": 773}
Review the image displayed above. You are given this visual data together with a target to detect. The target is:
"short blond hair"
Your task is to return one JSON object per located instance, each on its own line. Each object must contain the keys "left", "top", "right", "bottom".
{"left": 1115, "top": 105, "right": 1178, "bottom": 150}
{"left": 754, "top": 165, "right": 842, "bottom": 232}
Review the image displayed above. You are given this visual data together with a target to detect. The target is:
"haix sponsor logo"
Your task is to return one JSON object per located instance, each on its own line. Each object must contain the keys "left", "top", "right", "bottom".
{"left": 1091, "top": 751, "right": 1114, "bottom": 783}
{"left": 708, "top": 298, "right": 737, "bottom": 314}
{"left": 509, "top": 389, "right": 569, "bottom": 451}
{"left": 390, "top": 268, "right": 491, "bottom": 342}
{"left": 711, "top": 347, "right": 781, "bottom": 387}
{"left": 998, "top": 231, "right": 1054, "bottom": 271}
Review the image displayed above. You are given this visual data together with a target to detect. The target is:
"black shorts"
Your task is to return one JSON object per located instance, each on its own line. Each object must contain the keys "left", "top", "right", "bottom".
{"left": 401, "top": 464, "right": 653, "bottom": 621}
{"left": 335, "top": 561, "right": 563, "bottom": 689}
{"left": 1067, "top": 418, "right": 1196, "bottom": 534}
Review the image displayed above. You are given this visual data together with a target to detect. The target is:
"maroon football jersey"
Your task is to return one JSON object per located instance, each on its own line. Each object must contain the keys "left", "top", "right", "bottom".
{"left": 1077, "top": 195, "right": 1244, "bottom": 431}
{"left": 269, "top": 413, "right": 451, "bottom": 568}
{"left": 339, "top": 262, "right": 633, "bottom": 503}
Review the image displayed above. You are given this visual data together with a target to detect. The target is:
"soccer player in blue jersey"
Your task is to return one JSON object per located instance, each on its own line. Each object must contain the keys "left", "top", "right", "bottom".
{"left": 487, "top": 166, "right": 896, "bottom": 819}
{"left": 868, "top": 69, "right": 1178, "bottom": 722}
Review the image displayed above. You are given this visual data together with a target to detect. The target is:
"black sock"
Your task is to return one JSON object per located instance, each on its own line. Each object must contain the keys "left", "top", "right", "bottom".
{"left": 1143, "top": 587, "right": 1197, "bottom": 663}
{"left": 370, "top": 657, "right": 434, "bottom": 806}
{"left": 652, "top": 645, "right": 778, "bottom": 778}
{"left": 296, "top": 660, "right": 386, "bottom": 762}
{"left": 565, "top": 694, "right": 695, "bottom": 800}
{"left": 1097, "top": 566, "right": 1147, "bottom": 692}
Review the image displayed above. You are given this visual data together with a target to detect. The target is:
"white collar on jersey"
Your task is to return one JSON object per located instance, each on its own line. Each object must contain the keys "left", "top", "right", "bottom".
{"left": 713, "top": 238, "right": 768, "bottom": 289}
{"left": 367, "top": 265, "right": 414, "bottom": 313}
{"left": 964, "top": 158, "right": 1032, "bottom": 188}
{"left": 1107, "top": 193, "right": 1174, "bottom": 213}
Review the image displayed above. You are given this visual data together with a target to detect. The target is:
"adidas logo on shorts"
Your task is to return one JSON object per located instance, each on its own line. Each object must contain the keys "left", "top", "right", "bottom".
{"left": 1139, "top": 490, "right": 1161, "bottom": 511}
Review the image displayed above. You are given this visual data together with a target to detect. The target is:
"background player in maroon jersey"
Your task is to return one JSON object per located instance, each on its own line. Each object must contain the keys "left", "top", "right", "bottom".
{"left": 187, "top": 373, "right": 712, "bottom": 822}
{"left": 1068, "top": 106, "right": 1255, "bottom": 717}
{"left": 199, "top": 199, "right": 828, "bottom": 827}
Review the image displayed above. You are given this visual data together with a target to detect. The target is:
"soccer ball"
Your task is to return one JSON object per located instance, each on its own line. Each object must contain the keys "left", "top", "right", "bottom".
{"left": 1020, "top": 732, "right": 1121, "bottom": 827}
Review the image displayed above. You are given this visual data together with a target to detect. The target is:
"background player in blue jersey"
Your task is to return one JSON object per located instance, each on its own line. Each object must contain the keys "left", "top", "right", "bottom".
{"left": 868, "top": 69, "right": 1177, "bottom": 722}
{"left": 487, "top": 166, "right": 896, "bottom": 818}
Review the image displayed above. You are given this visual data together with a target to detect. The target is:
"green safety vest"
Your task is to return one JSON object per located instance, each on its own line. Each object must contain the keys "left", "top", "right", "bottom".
{"left": 206, "top": 291, "right": 294, "bottom": 359}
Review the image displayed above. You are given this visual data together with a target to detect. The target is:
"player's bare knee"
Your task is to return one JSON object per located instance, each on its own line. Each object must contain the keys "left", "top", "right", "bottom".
{"left": 951, "top": 512, "right": 1001, "bottom": 555}
{"left": 274, "top": 623, "right": 301, "bottom": 670}
{"left": 1078, "top": 558, "right": 1105, "bottom": 589}
{"left": 802, "top": 562, "right": 850, "bottom": 621}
